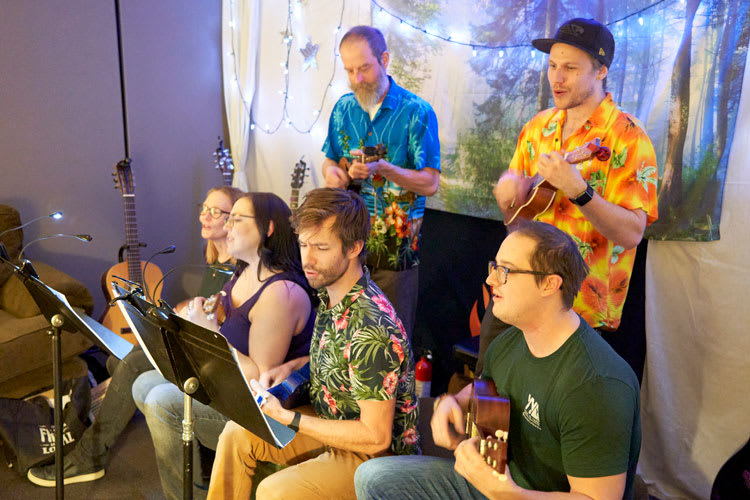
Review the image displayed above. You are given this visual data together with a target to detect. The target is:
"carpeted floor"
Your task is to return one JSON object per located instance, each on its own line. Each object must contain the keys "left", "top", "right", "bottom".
{"left": 0, "top": 411, "right": 164, "bottom": 500}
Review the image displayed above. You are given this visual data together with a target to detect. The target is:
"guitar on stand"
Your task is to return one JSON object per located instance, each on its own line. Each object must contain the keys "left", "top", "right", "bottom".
{"left": 213, "top": 136, "right": 234, "bottom": 187}
{"left": 290, "top": 156, "right": 308, "bottom": 213}
{"left": 100, "top": 160, "right": 164, "bottom": 345}
{"left": 502, "top": 138, "right": 611, "bottom": 226}
{"left": 338, "top": 143, "right": 388, "bottom": 194}
{"left": 466, "top": 378, "right": 511, "bottom": 481}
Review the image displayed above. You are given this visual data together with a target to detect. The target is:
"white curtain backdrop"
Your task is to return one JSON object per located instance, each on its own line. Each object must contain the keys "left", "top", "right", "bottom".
{"left": 222, "top": 0, "right": 260, "bottom": 191}
{"left": 224, "top": 0, "right": 372, "bottom": 198}
{"left": 223, "top": 3, "right": 750, "bottom": 499}
{"left": 640, "top": 50, "right": 750, "bottom": 500}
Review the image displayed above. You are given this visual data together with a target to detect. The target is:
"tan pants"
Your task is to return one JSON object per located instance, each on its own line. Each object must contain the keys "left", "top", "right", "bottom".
{"left": 206, "top": 417, "right": 371, "bottom": 500}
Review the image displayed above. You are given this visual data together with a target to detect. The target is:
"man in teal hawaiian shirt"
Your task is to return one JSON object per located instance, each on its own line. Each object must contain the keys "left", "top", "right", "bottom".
{"left": 206, "top": 188, "right": 418, "bottom": 500}
{"left": 322, "top": 25, "right": 441, "bottom": 338}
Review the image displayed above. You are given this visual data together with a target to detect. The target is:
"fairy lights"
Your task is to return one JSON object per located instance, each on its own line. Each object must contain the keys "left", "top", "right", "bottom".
{"left": 224, "top": 0, "right": 670, "bottom": 136}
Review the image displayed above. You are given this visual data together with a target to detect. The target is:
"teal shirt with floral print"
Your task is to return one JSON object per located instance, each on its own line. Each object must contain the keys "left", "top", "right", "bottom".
{"left": 309, "top": 269, "right": 419, "bottom": 455}
{"left": 322, "top": 76, "right": 441, "bottom": 271}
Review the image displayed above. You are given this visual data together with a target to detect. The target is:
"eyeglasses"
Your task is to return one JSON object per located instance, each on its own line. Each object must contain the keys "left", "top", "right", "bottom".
{"left": 198, "top": 204, "right": 230, "bottom": 219}
{"left": 488, "top": 261, "right": 551, "bottom": 285}
{"left": 224, "top": 214, "right": 256, "bottom": 227}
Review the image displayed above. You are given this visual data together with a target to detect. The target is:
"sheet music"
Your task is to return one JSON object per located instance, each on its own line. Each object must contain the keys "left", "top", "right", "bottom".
{"left": 229, "top": 346, "right": 295, "bottom": 447}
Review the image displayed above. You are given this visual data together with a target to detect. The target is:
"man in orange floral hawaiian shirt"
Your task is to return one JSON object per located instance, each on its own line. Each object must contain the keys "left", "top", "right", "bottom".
{"left": 490, "top": 18, "right": 658, "bottom": 379}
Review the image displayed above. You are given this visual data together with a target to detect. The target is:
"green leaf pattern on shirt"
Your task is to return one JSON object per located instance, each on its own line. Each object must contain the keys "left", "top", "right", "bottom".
{"left": 309, "top": 273, "right": 419, "bottom": 455}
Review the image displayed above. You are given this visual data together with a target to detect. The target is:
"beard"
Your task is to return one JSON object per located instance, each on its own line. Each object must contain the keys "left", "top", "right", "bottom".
{"left": 351, "top": 68, "right": 389, "bottom": 110}
{"left": 303, "top": 258, "right": 350, "bottom": 290}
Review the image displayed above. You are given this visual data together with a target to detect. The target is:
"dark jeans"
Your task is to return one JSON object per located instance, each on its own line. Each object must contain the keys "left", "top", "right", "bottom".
{"left": 72, "top": 345, "right": 152, "bottom": 466}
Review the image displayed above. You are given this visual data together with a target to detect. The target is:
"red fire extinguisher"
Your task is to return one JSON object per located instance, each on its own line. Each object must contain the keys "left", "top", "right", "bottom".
{"left": 415, "top": 350, "right": 432, "bottom": 398}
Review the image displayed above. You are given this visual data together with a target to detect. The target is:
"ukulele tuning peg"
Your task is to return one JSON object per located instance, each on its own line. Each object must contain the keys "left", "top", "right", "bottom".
{"left": 486, "top": 456, "right": 492, "bottom": 465}
{"left": 479, "top": 439, "right": 487, "bottom": 456}
{"left": 492, "top": 459, "right": 497, "bottom": 468}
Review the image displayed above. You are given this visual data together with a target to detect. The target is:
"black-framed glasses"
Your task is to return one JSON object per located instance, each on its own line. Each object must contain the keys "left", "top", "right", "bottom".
{"left": 488, "top": 261, "right": 551, "bottom": 285}
{"left": 198, "top": 204, "right": 230, "bottom": 219}
{"left": 225, "top": 214, "right": 256, "bottom": 227}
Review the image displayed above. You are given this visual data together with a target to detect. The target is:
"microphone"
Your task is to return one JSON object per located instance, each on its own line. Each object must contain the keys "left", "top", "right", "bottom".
{"left": 143, "top": 245, "right": 177, "bottom": 302}
{"left": 0, "top": 210, "right": 63, "bottom": 240}
{"left": 18, "top": 233, "right": 93, "bottom": 263}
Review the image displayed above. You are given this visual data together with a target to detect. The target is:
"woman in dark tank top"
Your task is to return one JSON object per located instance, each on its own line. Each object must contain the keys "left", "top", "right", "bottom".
{"left": 132, "top": 192, "right": 317, "bottom": 500}
{"left": 184, "top": 191, "right": 316, "bottom": 380}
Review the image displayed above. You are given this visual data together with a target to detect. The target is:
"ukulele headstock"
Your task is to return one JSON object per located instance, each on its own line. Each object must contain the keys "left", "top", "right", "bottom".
{"left": 213, "top": 137, "right": 234, "bottom": 185}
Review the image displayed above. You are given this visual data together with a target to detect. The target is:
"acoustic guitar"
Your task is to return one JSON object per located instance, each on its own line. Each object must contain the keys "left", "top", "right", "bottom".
{"left": 503, "top": 138, "right": 611, "bottom": 226}
{"left": 213, "top": 137, "right": 234, "bottom": 187}
{"left": 100, "top": 160, "right": 164, "bottom": 345}
{"left": 466, "top": 378, "right": 511, "bottom": 480}
{"left": 339, "top": 143, "right": 388, "bottom": 194}
{"left": 290, "top": 156, "right": 308, "bottom": 213}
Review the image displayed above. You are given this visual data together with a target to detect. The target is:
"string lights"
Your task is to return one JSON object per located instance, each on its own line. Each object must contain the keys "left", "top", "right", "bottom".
{"left": 226, "top": 0, "right": 345, "bottom": 136}
{"left": 225, "top": 0, "right": 672, "bottom": 136}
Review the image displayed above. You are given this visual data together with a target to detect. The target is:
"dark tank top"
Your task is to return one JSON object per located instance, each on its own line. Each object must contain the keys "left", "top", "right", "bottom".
{"left": 219, "top": 271, "right": 314, "bottom": 360}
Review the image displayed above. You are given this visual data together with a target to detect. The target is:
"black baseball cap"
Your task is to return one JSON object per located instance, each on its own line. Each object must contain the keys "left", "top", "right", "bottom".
{"left": 532, "top": 18, "right": 615, "bottom": 68}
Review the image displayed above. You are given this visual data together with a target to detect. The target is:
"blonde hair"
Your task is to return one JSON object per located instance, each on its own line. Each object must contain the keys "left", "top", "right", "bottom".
{"left": 204, "top": 186, "right": 245, "bottom": 264}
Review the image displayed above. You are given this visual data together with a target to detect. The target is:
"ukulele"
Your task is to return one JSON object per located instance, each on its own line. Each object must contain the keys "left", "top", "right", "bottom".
{"left": 339, "top": 143, "right": 388, "bottom": 194}
{"left": 290, "top": 157, "right": 308, "bottom": 213}
{"left": 213, "top": 137, "right": 234, "bottom": 187}
{"left": 202, "top": 290, "right": 227, "bottom": 325}
{"left": 100, "top": 160, "right": 164, "bottom": 345}
{"left": 466, "top": 378, "right": 511, "bottom": 480}
{"left": 503, "top": 138, "right": 611, "bottom": 226}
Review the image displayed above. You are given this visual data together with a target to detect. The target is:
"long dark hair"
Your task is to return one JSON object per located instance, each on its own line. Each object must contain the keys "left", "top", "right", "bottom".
{"left": 234, "top": 193, "right": 316, "bottom": 301}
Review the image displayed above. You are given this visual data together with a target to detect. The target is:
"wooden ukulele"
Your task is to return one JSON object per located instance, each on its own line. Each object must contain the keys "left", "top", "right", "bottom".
{"left": 213, "top": 136, "right": 234, "bottom": 187}
{"left": 339, "top": 143, "right": 388, "bottom": 194}
{"left": 466, "top": 378, "right": 511, "bottom": 480}
{"left": 100, "top": 160, "right": 164, "bottom": 345}
{"left": 290, "top": 156, "right": 308, "bottom": 213}
{"left": 202, "top": 290, "right": 227, "bottom": 325}
{"left": 503, "top": 138, "right": 611, "bottom": 226}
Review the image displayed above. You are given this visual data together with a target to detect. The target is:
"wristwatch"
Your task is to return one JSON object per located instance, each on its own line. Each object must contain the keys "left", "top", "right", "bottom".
{"left": 569, "top": 183, "right": 594, "bottom": 206}
{"left": 288, "top": 411, "right": 301, "bottom": 432}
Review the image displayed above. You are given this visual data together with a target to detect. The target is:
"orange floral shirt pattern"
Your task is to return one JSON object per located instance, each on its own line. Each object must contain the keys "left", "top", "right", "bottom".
{"left": 508, "top": 94, "right": 658, "bottom": 330}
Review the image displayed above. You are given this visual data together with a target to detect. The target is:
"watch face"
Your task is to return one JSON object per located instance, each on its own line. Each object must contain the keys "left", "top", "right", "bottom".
{"left": 572, "top": 185, "right": 593, "bottom": 206}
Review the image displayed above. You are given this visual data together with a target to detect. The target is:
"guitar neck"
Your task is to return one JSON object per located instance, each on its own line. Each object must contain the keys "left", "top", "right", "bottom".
{"left": 290, "top": 189, "right": 299, "bottom": 212}
{"left": 123, "top": 194, "right": 143, "bottom": 284}
{"left": 223, "top": 170, "right": 233, "bottom": 187}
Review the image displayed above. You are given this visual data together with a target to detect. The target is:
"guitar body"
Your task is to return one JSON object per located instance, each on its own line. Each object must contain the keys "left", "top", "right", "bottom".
{"left": 468, "top": 378, "right": 511, "bottom": 478}
{"left": 504, "top": 176, "right": 557, "bottom": 225}
{"left": 100, "top": 260, "right": 164, "bottom": 345}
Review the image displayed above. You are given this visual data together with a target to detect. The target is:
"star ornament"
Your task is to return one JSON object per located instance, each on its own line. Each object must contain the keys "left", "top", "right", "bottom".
{"left": 299, "top": 39, "right": 319, "bottom": 71}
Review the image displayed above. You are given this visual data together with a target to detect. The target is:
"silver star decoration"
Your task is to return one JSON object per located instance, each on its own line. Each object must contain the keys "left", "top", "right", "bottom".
{"left": 299, "top": 39, "right": 319, "bottom": 72}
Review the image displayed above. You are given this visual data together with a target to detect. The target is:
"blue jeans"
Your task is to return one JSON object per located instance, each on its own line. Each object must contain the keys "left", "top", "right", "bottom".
{"left": 132, "top": 370, "right": 229, "bottom": 500}
{"left": 354, "top": 455, "right": 488, "bottom": 500}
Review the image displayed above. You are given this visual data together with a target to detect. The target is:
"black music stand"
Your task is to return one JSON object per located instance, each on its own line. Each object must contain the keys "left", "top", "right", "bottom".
{"left": 0, "top": 245, "right": 134, "bottom": 499}
{"left": 110, "top": 282, "right": 294, "bottom": 500}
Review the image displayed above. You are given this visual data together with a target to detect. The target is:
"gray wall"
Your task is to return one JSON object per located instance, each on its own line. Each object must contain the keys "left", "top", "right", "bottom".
{"left": 0, "top": 1, "right": 224, "bottom": 317}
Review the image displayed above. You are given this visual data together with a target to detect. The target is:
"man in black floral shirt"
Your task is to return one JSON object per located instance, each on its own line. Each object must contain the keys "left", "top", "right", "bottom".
{"left": 206, "top": 188, "right": 418, "bottom": 500}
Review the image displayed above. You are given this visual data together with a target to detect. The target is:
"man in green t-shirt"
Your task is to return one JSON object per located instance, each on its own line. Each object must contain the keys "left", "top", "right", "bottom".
{"left": 355, "top": 220, "right": 641, "bottom": 500}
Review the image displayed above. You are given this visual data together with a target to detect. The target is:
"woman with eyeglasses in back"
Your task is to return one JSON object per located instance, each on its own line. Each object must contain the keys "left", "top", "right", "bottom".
{"left": 132, "top": 192, "right": 317, "bottom": 500}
